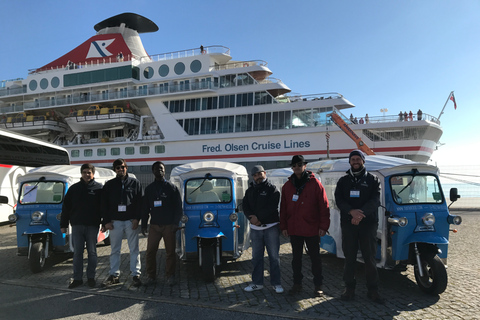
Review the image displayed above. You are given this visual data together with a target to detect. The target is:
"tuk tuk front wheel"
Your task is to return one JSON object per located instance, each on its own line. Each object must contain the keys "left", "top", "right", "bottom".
{"left": 201, "top": 245, "right": 216, "bottom": 282}
{"left": 414, "top": 255, "right": 447, "bottom": 295}
{"left": 30, "top": 242, "right": 46, "bottom": 273}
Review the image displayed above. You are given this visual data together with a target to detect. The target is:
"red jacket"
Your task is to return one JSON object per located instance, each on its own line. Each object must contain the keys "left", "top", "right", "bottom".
{"left": 280, "top": 171, "right": 330, "bottom": 237}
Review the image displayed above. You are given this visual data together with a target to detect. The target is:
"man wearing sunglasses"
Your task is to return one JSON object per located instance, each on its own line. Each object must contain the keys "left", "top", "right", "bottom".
{"left": 280, "top": 155, "right": 330, "bottom": 297}
{"left": 101, "top": 159, "right": 143, "bottom": 288}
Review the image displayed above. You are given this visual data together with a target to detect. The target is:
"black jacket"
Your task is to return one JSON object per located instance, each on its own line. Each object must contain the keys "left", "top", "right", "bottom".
{"left": 243, "top": 179, "right": 280, "bottom": 225}
{"left": 101, "top": 174, "right": 143, "bottom": 223}
{"left": 60, "top": 179, "right": 103, "bottom": 228}
{"left": 334, "top": 168, "right": 381, "bottom": 224}
{"left": 142, "top": 179, "right": 183, "bottom": 228}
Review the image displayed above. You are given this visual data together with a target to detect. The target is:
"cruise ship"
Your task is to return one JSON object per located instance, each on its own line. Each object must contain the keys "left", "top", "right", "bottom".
{"left": 0, "top": 13, "right": 442, "bottom": 181}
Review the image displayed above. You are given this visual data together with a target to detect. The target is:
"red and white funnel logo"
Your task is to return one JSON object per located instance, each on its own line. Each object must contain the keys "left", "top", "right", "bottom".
{"left": 86, "top": 39, "right": 115, "bottom": 59}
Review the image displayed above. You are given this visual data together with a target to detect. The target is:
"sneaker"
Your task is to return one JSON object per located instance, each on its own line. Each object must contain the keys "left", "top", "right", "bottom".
{"left": 68, "top": 279, "right": 83, "bottom": 289}
{"left": 367, "top": 290, "right": 385, "bottom": 304}
{"left": 166, "top": 276, "right": 176, "bottom": 286}
{"left": 102, "top": 275, "right": 119, "bottom": 287}
{"left": 314, "top": 286, "right": 324, "bottom": 297}
{"left": 244, "top": 284, "right": 264, "bottom": 292}
{"left": 341, "top": 288, "right": 355, "bottom": 301}
{"left": 273, "top": 285, "right": 284, "bottom": 294}
{"left": 288, "top": 283, "right": 302, "bottom": 295}
{"left": 87, "top": 278, "right": 96, "bottom": 288}
{"left": 132, "top": 276, "right": 142, "bottom": 287}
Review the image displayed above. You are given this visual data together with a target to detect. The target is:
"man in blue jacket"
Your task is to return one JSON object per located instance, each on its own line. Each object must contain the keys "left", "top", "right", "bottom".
{"left": 243, "top": 165, "right": 283, "bottom": 294}
{"left": 61, "top": 163, "right": 103, "bottom": 288}
{"left": 142, "top": 161, "right": 182, "bottom": 286}
{"left": 101, "top": 159, "right": 143, "bottom": 287}
{"left": 335, "top": 150, "right": 384, "bottom": 304}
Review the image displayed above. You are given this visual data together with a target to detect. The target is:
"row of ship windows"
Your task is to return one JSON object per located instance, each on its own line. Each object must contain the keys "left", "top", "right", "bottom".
{"left": 71, "top": 145, "right": 165, "bottom": 158}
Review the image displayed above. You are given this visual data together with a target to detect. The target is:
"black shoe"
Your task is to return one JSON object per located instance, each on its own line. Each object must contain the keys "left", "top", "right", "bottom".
{"left": 102, "top": 275, "right": 119, "bottom": 287}
{"left": 288, "top": 283, "right": 302, "bottom": 295}
{"left": 340, "top": 288, "right": 355, "bottom": 301}
{"left": 87, "top": 278, "right": 96, "bottom": 288}
{"left": 68, "top": 279, "right": 83, "bottom": 289}
{"left": 367, "top": 290, "right": 385, "bottom": 304}
{"left": 314, "top": 286, "right": 324, "bottom": 297}
{"left": 132, "top": 276, "right": 142, "bottom": 287}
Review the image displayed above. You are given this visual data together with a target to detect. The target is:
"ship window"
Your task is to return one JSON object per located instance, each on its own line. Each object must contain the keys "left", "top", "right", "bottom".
{"left": 190, "top": 60, "right": 202, "bottom": 73}
{"left": 185, "top": 98, "right": 201, "bottom": 112}
{"left": 140, "top": 146, "right": 150, "bottom": 154}
{"left": 40, "top": 78, "right": 48, "bottom": 90}
{"left": 174, "top": 62, "right": 185, "bottom": 75}
{"left": 71, "top": 150, "right": 80, "bottom": 158}
{"left": 201, "top": 117, "right": 217, "bottom": 134}
{"left": 219, "top": 95, "right": 235, "bottom": 109}
{"left": 144, "top": 67, "right": 154, "bottom": 79}
{"left": 29, "top": 80, "right": 38, "bottom": 91}
{"left": 125, "top": 147, "right": 134, "bottom": 155}
{"left": 292, "top": 109, "right": 311, "bottom": 128}
{"left": 169, "top": 100, "right": 184, "bottom": 113}
{"left": 111, "top": 148, "right": 120, "bottom": 156}
{"left": 159, "top": 65, "right": 169, "bottom": 77}
{"left": 220, "top": 75, "right": 235, "bottom": 88}
{"left": 84, "top": 149, "right": 93, "bottom": 157}
{"left": 235, "top": 114, "right": 252, "bottom": 132}
{"left": 255, "top": 92, "right": 273, "bottom": 105}
{"left": 272, "top": 111, "right": 291, "bottom": 130}
{"left": 218, "top": 116, "right": 234, "bottom": 133}
{"left": 201, "top": 97, "right": 218, "bottom": 110}
{"left": 254, "top": 113, "right": 272, "bottom": 131}
{"left": 236, "top": 93, "right": 254, "bottom": 107}
{"left": 97, "top": 148, "right": 106, "bottom": 156}
{"left": 184, "top": 118, "right": 200, "bottom": 135}
{"left": 155, "top": 145, "right": 165, "bottom": 153}
{"left": 51, "top": 77, "right": 60, "bottom": 88}
{"left": 236, "top": 73, "right": 254, "bottom": 86}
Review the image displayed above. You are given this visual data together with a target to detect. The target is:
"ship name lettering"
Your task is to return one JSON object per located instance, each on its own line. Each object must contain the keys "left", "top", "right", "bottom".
{"left": 202, "top": 144, "right": 222, "bottom": 152}
{"left": 284, "top": 140, "right": 311, "bottom": 149}
{"left": 251, "top": 141, "right": 282, "bottom": 150}
{"left": 225, "top": 143, "right": 249, "bottom": 152}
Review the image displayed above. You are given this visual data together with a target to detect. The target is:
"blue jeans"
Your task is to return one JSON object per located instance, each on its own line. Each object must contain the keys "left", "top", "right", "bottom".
{"left": 109, "top": 220, "right": 141, "bottom": 277}
{"left": 250, "top": 225, "right": 281, "bottom": 286}
{"left": 72, "top": 225, "right": 99, "bottom": 280}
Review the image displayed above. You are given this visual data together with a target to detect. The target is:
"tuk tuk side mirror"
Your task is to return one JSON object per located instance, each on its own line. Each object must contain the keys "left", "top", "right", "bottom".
{"left": 449, "top": 188, "right": 460, "bottom": 203}
{"left": 0, "top": 195, "right": 8, "bottom": 204}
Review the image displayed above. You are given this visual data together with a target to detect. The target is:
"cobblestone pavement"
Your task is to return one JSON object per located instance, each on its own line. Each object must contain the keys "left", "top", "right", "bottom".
{"left": 0, "top": 211, "right": 478, "bottom": 320}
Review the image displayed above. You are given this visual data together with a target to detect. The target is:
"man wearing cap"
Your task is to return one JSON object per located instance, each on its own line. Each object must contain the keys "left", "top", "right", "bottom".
{"left": 243, "top": 165, "right": 283, "bottom": 294}
{"left": 334, "top": 150, "right": 384, "bottom": 304}
{"left": 280, "top": 155, "right": 330, "bottom": 297}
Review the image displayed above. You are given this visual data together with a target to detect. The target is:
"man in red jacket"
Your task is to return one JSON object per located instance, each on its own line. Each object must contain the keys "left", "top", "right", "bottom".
{"left": 280, "top": 155, "right": 330, "bottom": 297}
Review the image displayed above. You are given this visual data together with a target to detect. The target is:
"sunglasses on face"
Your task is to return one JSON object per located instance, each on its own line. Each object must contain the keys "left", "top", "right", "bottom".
{"left": 292, "top": 163, "right": 305, "bottom": 168}
{"left": 115, "top": 165, "right": 126, "bottom": 170}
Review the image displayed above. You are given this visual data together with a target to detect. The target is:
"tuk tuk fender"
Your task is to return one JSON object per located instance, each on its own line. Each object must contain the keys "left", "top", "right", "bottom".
{"left": 403, "top": 233, "right": 449, "bottom": 246}
{"left": 192, "top": 230, "right": 226, "bottom": 240}
{"left": 22, "top": 226, "right": 56, "bottom": 236}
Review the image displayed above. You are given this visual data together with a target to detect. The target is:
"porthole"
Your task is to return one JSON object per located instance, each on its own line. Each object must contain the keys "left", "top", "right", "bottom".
{"left": 40, "top": 78, "right": 48, "bottom": 90}
{"left": 159, "top": 64, "right": 169, "bottom": 77}
{"left": 29, "top": 80, "right": 38, "bottom": 91}
{"left": 144, "top": 67, "right": 154, "bottom": 79}
{"left": 51, "top": 77, "right": 60, "bottom": 88}
{"left": 190, "top": 60, "right": 202, "bottom": 73}
{"left": 174, "top": 62, "right": 185, "bottom": 75}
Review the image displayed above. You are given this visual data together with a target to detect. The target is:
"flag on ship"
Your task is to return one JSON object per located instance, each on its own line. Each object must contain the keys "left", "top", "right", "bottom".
{"left": 449, "top": 92, "right": 457, "bottom": 110}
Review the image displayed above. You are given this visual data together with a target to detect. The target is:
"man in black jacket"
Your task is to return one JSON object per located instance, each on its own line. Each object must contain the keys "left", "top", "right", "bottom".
{"left": 142, "top": 161, "right": 182, "bottom": 286}
{"left": 61, "top": 163, "right": 103, "bottom": 288}
{"left": 101, "top": 159, "right": 143, "bottom": 287}
{"left": 334, "top": 150, "right": 384, "bottom": 304}
{"left": 243, "top": 165, "right": 283, "bottom": 294}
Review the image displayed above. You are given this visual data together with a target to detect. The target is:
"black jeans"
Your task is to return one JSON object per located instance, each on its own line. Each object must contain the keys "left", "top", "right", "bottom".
{"left": 341, "top": 222, "right": 379, "bottom": 290}
{"left": 290, "top": 235, "right": 323, "bottom": 287}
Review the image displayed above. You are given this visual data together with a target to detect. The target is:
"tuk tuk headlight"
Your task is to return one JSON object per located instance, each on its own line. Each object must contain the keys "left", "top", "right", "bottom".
{"left": 388, "top": 216, "right": 408, "bottom": 227}
{"left": 447, "top": 215, "right": 462, "bottom": 225}
{"left": 229, "top": 213, "right": 238, "bottom": 222}
{"left": 31, "top": 211, "right": 44, "bottom": 221}
{"left": 181, "top": 215, "right": 189, "bottom": 224}
{"left": 8, "top": 214, "right": 17, "bottom": 223}
{"left": 203, "top": 212, "right": 215, "bottom": 223}
{"left": 422, "top": 213, "right": 435, "bottom": 226}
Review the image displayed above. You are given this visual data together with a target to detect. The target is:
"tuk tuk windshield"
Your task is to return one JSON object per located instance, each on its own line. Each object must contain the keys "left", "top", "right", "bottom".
{"left": 185, "top": 178, "right": 232, "bottom": 204}
{"left": 390, "top": 174, "right": 443, "bottom": 204}
{"left": 19, "top": 181, "right": 65, "bottom": 204}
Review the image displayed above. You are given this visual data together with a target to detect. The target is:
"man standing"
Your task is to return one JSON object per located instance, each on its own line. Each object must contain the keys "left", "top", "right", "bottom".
{"left": 101, "top": 159, "right": 143, "bottom": 287}
{"left": 334, "top": 150, "right": 384, "bottom": 304}
{"left": 280, "top": 155, "right": 330, "bottom": 297}
{"left": 243, "top": 165, "right": 283, "bottom": 294}
{"left": 61, "top": 163, "right": 103, "bottom": 288}
{"left": 142, "top": 161, "right": 182, "bottom": 286}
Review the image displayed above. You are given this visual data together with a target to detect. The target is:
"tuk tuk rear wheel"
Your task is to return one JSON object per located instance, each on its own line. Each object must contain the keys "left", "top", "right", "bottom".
{"left": 201, "top": 245, "right": 216, "bottom": 282}
{"left": 414, "top": 255, "right": 448, "bottom": 295}
{"left": 30, "top": 242, "right": 46, "bottom": 273}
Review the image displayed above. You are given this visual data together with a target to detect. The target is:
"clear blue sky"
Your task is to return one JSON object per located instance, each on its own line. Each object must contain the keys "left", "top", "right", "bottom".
{"left": 1, "top": 1, "right": 478, "bottom": 166}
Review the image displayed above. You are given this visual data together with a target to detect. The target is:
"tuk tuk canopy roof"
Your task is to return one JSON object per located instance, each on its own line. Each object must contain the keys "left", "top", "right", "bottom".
{"left": 17, "top": 165, "right": 117, "bottom": 186}
{"left": 170, "top": 161, "right": 248, "bottom": 181}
